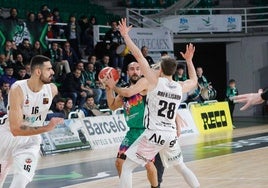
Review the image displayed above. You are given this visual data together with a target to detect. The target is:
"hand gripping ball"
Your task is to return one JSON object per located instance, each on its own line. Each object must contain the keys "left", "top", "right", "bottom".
{"left": 98, "top": 67, "right": 119, "bottom": 83}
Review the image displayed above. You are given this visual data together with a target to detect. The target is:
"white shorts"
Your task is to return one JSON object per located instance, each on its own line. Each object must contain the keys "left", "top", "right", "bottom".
{"left": 0, "top": 126, "right": 41, "bottom": 181}
{"left": 125, "top": 129, "right": 183, "bottom": 168}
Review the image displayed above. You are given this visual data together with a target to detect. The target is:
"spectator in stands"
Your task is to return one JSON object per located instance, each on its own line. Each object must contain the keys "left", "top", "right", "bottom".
{"left": 63, "top": 97, "right": 74, "bottom": 119}
{"left": 173, "top": 64, "right": 187, "bottom": 81}
{"left": 187, "top": 66, "right": 215, "bottom": 103}
{"left": 45, "top": 41, "right": 71, "bottom": 77}
{"left": 37, "top": 11, "right": 46, "bottom": 26}
{"left": 0, "top": 55, "right": 6, "bottom": 75}
{"left": 18, "top": 38, "right": 33, "bottom": 64}
{"left": 24, "top": 62, "right": 31, "bottom": 77}
{"left": 83, "top": 16, "right": 97, "bottom": 57}
{"left": 77, "top": 61, "right": 95, "bottom": 97}
{"left": 89, "top": 15, "right": 97, "bottom": 30}
{"left": 62, "top": 41, "right": 79, "bottom": 71}
{"left": 13, "top": 53, "right": 25, "bottom": 76}
{"left": 226, "top": 79, "right": 238, "bottom": 127}
{"left": 1, "top": 82, "right": 10, "bottom": 108}
{"left": 82, "top": 95, "right": 108, "bottom": 117}
{"left": 50, "top": 97, "right": 66, "bottom": 118}
{"left": 84, "top": 30, "right": 94, "bottom": 57}
{"left": 31, "top": 40, "right": 43, "bottom": 57}
{"left": 0, "top": 89, "right": 7, "bottom": 117}
{"left": 81, "top": 62, "right": 102, "bottom": 105}
{"left": 0, "top": 40, "right": 15, "bottom": 63}
{"left": 96, "top": 54, "right": 110, "bottom": 76}
{"left": 10, "top": 40, "right": 18, "bottom": 57}
{"left": 52, "top": 8, "right": 64, "bottom": 38}
{"left": 75, "top": 61, "right": 85, "bottom": 72}
{"left": 52, "top": 8, "right": 63, "bottom": 23}
{"left": 40, "top": 4, "right": 51, "bottom": 22}
{"left": 104, "top": 20, "right": 123, "bottom": 69}
{"left": 61, "top": 68, "right": 87, "bottom": 108}
{"left": 15, "top": 66, "right": 30, "bottom": 80}
{"left": 141, "top": 45, "right": 155, "bottom": 66}
{"left": 64, "top": 15, "right": 81, "bottom": 58}
{"left": 78, "top": 15, "right": 90, "bottom": 45}
{"left": 26, "top": 12, "right": 36, "bottom": 26}
{"left": 26, "top": 12, "right": 38, "bottom": 40}
{"left": 88, "top": 54, "right": 98, "bottom": 70}
{"left": 6, "top": 8, "right": 19, "bottom": 25}
{"left": 0, "top": 65, "right": 16, "bottom": 87}
{"left": 196, "top": 66, "right": 210, "bottom": 88}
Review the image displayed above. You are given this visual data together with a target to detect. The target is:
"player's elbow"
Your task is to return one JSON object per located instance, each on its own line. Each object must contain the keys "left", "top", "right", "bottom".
{"left": 108, "top": 103, "right": 119, "bottom": 111}
{"left": 10, "top": 127, "right": 21, "bottom": 136}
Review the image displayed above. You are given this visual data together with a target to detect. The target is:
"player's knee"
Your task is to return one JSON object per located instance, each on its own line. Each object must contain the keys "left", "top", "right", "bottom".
{"left": 145, "top": 162, "right": 157, "bottom": 173}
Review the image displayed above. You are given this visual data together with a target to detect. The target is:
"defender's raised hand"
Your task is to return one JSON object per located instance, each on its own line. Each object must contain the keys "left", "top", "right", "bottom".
{"left": 118, "top": 18, "right": 133, "bottom": 37}
{"left": 180, "top": 43, "right": 195, "bottom": 62}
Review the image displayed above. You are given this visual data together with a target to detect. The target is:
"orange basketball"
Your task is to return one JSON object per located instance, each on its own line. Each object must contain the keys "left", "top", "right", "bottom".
{"left": 98, "top": 67, "right": 120, "bottom": 82}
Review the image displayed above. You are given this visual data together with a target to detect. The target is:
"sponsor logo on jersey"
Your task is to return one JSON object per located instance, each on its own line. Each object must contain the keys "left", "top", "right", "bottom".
{"left": 24, "top": 158, "right": 32, "bottom": 172}
{"left": 43, "top": 97, "right": 49, "bottom": 104}
{"left": 25, "top": 94, "right": 29, "bottom": 105}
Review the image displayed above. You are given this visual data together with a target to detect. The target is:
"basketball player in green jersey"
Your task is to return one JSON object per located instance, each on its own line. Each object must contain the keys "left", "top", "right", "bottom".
{"left": 105, "top": 61, "right": 158, "bottom": 188}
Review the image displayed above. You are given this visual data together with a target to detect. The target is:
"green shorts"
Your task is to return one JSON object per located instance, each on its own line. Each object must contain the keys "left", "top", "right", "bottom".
{"left": 117, "top": 128, "right": 145, "bottom": 159}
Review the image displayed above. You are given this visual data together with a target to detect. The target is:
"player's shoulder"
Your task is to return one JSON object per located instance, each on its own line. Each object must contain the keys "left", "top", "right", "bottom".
{"left": 10, "top": 80, "right": 25, "bottom": 90}
{"left": 48, "top": 83, "right": 58, "bottom": 97}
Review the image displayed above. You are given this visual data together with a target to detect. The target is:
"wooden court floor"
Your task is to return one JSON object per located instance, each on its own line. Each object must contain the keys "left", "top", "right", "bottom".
{"left": 61, "top": 124, "right": 268, "bottom": 188}
{"left": 4, "top": 118, "right": 268, "bottom": 188}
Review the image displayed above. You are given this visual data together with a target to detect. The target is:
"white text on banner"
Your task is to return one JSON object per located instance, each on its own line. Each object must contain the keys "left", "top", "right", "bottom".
{"left": 83, "top": 114, "right": 129, "bottom": 149}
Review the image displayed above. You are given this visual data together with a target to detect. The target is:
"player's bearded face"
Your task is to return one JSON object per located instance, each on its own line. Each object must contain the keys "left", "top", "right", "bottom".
{"left": 39, "top": 62, "right": 54, "bottom": 84}
{"left": 129, "top": 73, "right": 140, "bottom": 84}
{"left": 40, "top": 74, "right": 53, "bottom": 84}
{"left": 40, "top": 71, "right": 54, "bottom": 84}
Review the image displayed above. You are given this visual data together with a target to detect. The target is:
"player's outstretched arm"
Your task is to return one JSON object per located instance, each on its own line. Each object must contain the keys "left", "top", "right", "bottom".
{"left": 105, "top": 87, "right": 123, "bottom": 111}
{"left": 105, "top": 73, "right": 148, "bottom": 97}
{"left": 8, "top": 85, "right": 63, "bottom": 136}
{"left": 233, "top": 89, "right": 266, "bottom": 110}
{"left": 179, "top": 43, "right": 198, "bottom": 93}
{"left": 118, "top": 18, "right": 158, "bottom": 90}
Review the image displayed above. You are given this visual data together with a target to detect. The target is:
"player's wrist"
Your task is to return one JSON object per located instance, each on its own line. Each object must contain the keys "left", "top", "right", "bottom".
{"left": 260, "top": 89, "right": 268, "bottom": 101}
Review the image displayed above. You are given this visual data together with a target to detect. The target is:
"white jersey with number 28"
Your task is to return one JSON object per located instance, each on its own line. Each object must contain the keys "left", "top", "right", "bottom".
{"left": 144, "top": 77, "right": 182, "bottom": 132}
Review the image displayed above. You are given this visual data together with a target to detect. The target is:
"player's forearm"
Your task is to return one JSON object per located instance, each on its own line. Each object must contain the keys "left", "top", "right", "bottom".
{"left": 106, "top": 88, "right": 117, "bottom": 110}
{"left": 186, "top": 60, "right": 197, "bottom": 86}
{"left": 122, "top": 34, "right": 150, "bottom": 71}
{"left": 10, "top": 124, "right": 51, "bottom": 136}
{"left": 114, "top": 86, "right": 132, "bottom": 97}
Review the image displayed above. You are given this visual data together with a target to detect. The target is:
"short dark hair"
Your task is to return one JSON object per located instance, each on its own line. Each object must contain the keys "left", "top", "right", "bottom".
{"left": 56, "top": 97, "right": 66, "bottom": 103}
{"left": 229, "top": 79, "right": 235, "bottom": 84}
{"left": 177, "top": 64, "right": 184, "bottom": 70}
{"left": 141, "top": 46, "right": 147, "bottom": 51}
{"left": 160, "top": 51, "right": 168, "bottom": 56}
{"left": 160, "top": 57, "right": 177, "bottom": 76}
{"left": 30, "top": 55, "right": 51, "bottom": 72}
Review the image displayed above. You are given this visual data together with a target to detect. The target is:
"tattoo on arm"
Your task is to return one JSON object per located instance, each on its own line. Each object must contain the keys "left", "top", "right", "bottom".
{"left": 20, "top": 125, "right": 39, "bottom": 130}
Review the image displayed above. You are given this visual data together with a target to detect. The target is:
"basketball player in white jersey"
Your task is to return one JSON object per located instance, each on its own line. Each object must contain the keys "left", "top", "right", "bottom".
{"left": 0, "top": 55, "right": 64, "bottom": 188}
{"left": 117, "top": 18, "right": 200, "bottom": 188}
